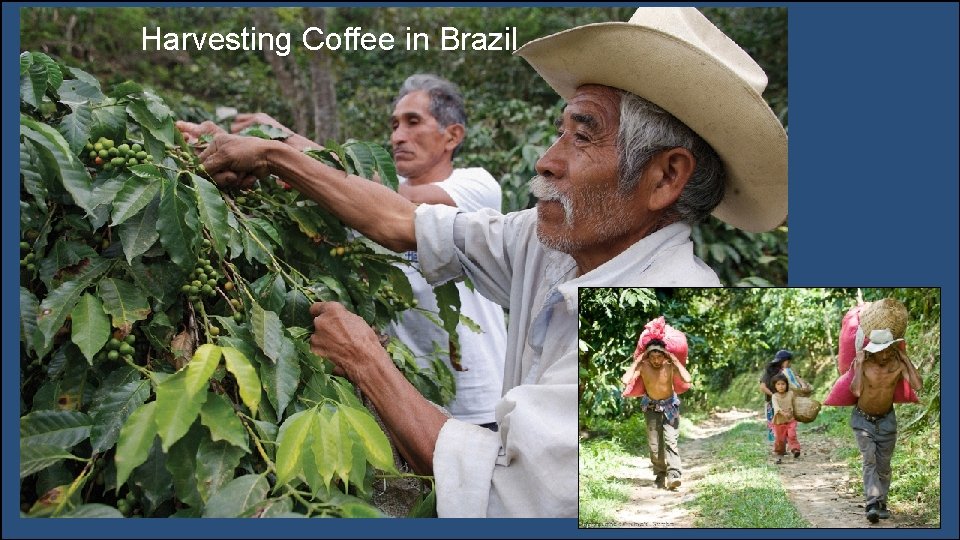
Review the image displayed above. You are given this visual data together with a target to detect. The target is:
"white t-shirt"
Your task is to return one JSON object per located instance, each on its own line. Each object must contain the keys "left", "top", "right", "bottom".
{"left": 387, "top": 168, "right": 507, "bottom": 425}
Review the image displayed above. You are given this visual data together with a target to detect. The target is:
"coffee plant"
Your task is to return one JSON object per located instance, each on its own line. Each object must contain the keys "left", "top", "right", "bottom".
{"left": 18, "top": 51, "right": 457, "bottom": 518}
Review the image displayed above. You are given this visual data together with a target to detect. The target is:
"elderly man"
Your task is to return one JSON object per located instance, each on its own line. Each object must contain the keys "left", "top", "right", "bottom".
{"left": 180, "top": 75, "right": 508, "bottom": 430}
{"left": 194, "top": 7, "right": 787, "bottom": 517}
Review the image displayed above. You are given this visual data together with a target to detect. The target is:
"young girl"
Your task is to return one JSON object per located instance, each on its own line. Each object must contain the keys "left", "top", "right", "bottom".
{"left": 770, "top": 373, "right": 801, "bottom": 463}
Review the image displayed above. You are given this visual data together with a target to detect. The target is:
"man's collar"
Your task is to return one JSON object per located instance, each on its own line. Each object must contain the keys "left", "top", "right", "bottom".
{"left": 555, "top": 222, "right": 694, "bottom": 309}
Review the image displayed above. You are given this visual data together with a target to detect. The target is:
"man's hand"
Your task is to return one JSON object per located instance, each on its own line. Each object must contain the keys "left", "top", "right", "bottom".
{"left": 309, "top": 301, "right": 388, "bottom": 383}
{"left": 231, "top": 112, "right": 293, "bottom": 136}
{"left": 198, "top": 134, "right": 277, "bottom": 190}
{"left": 176, "top": 120, "right": 227, "bottom": 145}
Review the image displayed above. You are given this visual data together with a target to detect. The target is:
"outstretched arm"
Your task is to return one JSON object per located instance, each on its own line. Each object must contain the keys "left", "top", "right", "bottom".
{"left": 199, "top": 134, "right": 418, "bottom": 253}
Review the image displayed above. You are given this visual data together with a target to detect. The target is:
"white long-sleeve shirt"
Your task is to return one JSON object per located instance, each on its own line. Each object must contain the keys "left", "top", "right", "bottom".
{"left": 415, "top": 204, "right": 720, "bottom": 517}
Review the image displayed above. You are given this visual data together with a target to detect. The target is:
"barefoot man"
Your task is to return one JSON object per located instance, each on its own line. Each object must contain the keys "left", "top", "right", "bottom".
{"left": 622, "top": 340, "right": 692, "bottom": 490}
{"left": 849, "top": 327, "right": 922, "bottom": 523}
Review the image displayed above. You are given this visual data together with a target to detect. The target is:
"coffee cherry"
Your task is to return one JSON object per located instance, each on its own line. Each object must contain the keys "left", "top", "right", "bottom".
{"left": 131, "top": 143, "right": 142, "bottom": 153}
{"left": 208, "top": 325, "right": 220, "bottom": 336}
{"left": 223, "top": 281, "right": 235, "bottom": 292}
{"left": 107, "top": 338, "right": 122, "bottom": 350}
{"left": 107, "top": 350, "right": 120, "bottom": 361}
{"left": 124, "top": 334, "right": 136, "bottom": 345}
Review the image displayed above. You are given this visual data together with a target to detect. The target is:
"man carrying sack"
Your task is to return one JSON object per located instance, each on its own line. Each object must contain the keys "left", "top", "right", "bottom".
{"left": 621, "top": 317, "right": 692, "bottom": 489}
{"left": 848, "top": 299, "right": 923, "bottom": 524}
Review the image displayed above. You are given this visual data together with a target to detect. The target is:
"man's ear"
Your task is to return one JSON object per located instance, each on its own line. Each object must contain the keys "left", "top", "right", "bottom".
{"left": 444, "top": 124, "right": 466, "bottom": 153}
{"left": 645, "top": 147, "right": 696, "bottom": 211}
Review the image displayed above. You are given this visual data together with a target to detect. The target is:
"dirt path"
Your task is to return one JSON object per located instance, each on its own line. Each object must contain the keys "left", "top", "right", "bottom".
{"left": 611, "top": 408, "right": 756, "bottom": 528}
{"left": 609, "top": 408, "right": 922, "bottom": 528}
{"left": 777, "top": 427, "right": 922, "bottom": 528}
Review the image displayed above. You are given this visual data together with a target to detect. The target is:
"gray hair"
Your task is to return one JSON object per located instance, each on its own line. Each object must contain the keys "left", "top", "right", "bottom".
{"left": 616, "top": 91, "right": 726, "bottom": 226}
{"left": 394, "top": 74, "right": 467, "bottom": 156}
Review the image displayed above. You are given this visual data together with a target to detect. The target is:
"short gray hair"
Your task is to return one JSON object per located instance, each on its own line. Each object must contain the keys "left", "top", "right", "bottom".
{"left": 395, "top": 74, "right": 467, "bottom": 156}
{"left": 616, "top": 91, "right": 726, "bottom": 226}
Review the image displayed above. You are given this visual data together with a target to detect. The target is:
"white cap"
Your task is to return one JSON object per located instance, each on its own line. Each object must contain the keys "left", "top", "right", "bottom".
{"left": 863, "top": 329, "right": 904, "bottom": 353}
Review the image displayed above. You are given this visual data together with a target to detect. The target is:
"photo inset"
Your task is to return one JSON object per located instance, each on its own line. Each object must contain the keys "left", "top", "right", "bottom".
{"left": 578, "top": 287, "right": 941, "bottom": 529}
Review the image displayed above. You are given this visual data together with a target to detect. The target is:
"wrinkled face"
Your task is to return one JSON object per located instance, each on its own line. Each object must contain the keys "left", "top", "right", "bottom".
{"left": 530, "top": 85, "right": 645, "bottom": 254}
{"left": 646, "top": 350, "right": 667, "bottom": 368}
{"left": 775, "top": 380, "right": 788, "bottom": 393}
{"left": 390, "top": 90, "right": 450, "bottom": 179}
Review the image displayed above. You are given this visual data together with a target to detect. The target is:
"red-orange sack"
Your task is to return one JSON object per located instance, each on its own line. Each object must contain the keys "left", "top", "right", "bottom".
{"left": 623, "top": 317, "right": 691, "bottom": 397}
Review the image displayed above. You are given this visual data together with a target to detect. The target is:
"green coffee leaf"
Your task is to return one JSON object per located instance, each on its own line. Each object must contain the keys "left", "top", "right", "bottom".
{"left": 222, "top": 347, "right": 261, "bottom": 416}
{"left": 97, "top": 278, "right": 151, "bottom": 331}
{"left": 69, "top": 293, "right": 110, "bottom": 364}
{"left": 202, "top": 475, "right": 269, "bottom": 518}
{"left": 341, "top": 406, "right": 396, "bottom": 473}
{"left": 155, "top": 370, "right": 208, "bottom": 452}
{"left": 114, "top": 401, "right": 158, "bottom": 488}
{"left": 20, "top": 410, "right": 93, "bottom": 449}
{"left": 88, "top": 374, "right": 151, "bottom": 454}
{"left": 192, "top": 173, "right": 232, "bottom": 260}
{"left": 199, "top": 393, "right": 248, "bottom": 450}
{"left": 195, "top": 437, "right": 246, "bottom": 504}
{"left": 274, "top": 408, "right": 317, "bottom": 487}
{"left": 110, "top": 178, "right": 161, "bottom": 227}
{"left": 185, "top": 344, "right": 222, "bottom": 396}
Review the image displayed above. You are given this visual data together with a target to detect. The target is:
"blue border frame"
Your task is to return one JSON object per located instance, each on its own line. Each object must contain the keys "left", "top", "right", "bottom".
{"left": 5, "top": 3, "right": 957, "bottom": 539}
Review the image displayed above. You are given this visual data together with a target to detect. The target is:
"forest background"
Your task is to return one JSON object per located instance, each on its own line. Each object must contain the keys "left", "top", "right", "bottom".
{"left": 19, "top": 5, "right": 789, "bottom": 286}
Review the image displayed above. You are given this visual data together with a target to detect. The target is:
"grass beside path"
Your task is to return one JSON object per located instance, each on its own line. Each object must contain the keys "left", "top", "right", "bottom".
{"left": 684, "top": 420, "right": 808, "bottom": 527}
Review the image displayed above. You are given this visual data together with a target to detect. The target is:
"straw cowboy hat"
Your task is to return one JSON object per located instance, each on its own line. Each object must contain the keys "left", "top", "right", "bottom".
{"left": 515, "top": 7, "right": 788, "bottom": 233}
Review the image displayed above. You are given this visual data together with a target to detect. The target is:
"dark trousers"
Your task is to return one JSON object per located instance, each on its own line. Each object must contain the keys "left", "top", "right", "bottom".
{"left": 644, "top": 409, "right": 681, "bottom": 479}
{"left": 850, "top": 407, "right": 897, "bottom": 508}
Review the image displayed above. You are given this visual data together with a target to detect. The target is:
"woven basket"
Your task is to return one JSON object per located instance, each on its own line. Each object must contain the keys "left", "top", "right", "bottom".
{"left": 859, "top": 298, "right": 908, "bottom": 339}
{"left": 793, "top": 385, "right": 813, "bottom": 397}
{"left": 794, "top": 396, "right": 822, "bottom": 423}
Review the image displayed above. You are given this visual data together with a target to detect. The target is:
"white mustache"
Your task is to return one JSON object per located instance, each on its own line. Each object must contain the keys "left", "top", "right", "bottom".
{"left": 529, "top": 175, "right": 574, "bottom": 224}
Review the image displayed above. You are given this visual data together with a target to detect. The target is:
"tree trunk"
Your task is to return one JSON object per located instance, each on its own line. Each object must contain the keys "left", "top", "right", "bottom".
{"left": 251, "top": 9, "right": 310, "bottom": 136}
{"left": 305, "top": 8, "right": 340, "bottom": 143}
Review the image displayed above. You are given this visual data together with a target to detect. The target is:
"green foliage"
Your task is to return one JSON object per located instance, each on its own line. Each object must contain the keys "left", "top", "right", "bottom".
{"left": 577, "top": 437, "right": 633, "bottom": 527}
{"left": 18, "top": 52, "right": 445, "bottom": 518}
{"left": 580, "top": 288, "right": 941, "bottom": 430}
